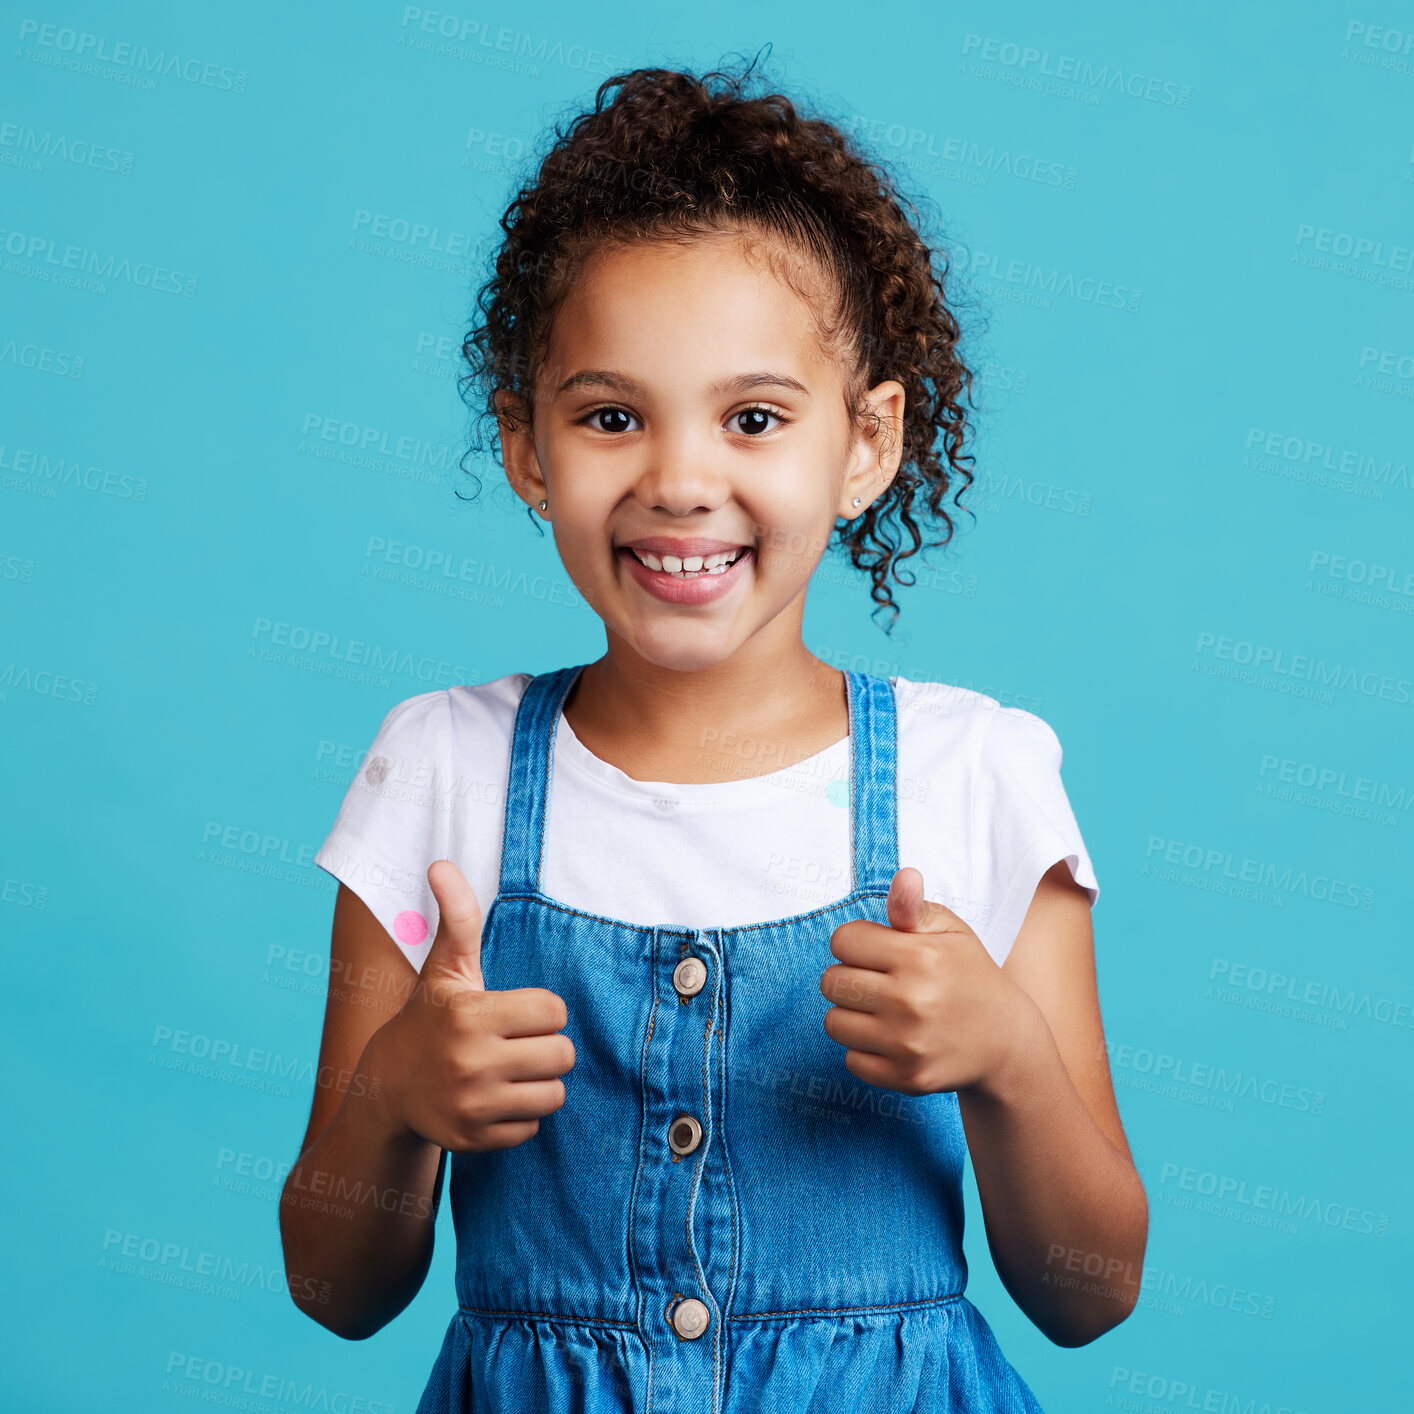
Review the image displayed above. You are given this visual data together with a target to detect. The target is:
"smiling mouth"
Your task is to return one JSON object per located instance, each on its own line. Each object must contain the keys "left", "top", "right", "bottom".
{"left": 622, "top": 546, "right": 751, "bottom": 578}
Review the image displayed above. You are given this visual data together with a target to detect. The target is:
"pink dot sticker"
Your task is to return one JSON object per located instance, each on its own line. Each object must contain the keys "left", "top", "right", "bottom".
{"left": 394, "top": 910, "right": 429, "bottom": 947}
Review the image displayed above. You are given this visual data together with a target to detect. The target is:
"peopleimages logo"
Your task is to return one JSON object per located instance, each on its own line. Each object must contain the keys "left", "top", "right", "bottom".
{"left": 0, "top": 443, "right": 149, "bottom": 500}
{"left": 1242, "top": 426, "right": 1410, "bottom": 501}
{"left": 1193, "top": 630, "right": 1413, "bottom": 709}
{"left": 163, "top": 1353, "right": 396, "bottom": 1412}
{"left": 0, "top": 122, "right": 135, "bottom": 175}
{"left": 350, "top": 208, "right": 474, "bottom": 256}
{"left": 1210, "top": 957, "right": 1414, "bottom": 1032}
{"left": 15, "top": 19, "right": 249, "bottom": 92}
{"left": 949, "top": 243, "right": 1141, "bottom": 312}
{"left": 1144, "top": 833, "right": 1375, "bottom": 911}
{"left": 1340, "top": 19, "right": 1414, "bottom": 75}
{"left": 1104, "top": 1040, "right": 1325, "bottom": 1115}
{"left": 1308, "top": 548, "right": 1414, "bottom": 595}
{"left": 1107, "top": 1368, "right": 1307, "bottom": 1414}
{"left": 1357, "top": 345, "right": 1414, "bottom": 400}
{"left": 1294, "top": 224, "right": 1414, "bottom": 273}
{"left": 249, "top": 615, "right": 475, "bottom": 687}
{"left": 397, "top": 6, "right": 629, "bottom": 76}
{"left": 0, "top": 226, "right": 198, "bottom": 296}
{"left": 1156, "top": 1160, "right": 1389, "bottom": 1237}
{"left": 959, "top": 33, "right": 1192, "bottom": 106}
{"left": 1258, "top": 750, "right": 1412, "bottom": 812}
{"left": 0, "top": 339, "right": 85, "bottom": 377}
{"left": 846, "top": 114, "right": 1078, "bottom": 189}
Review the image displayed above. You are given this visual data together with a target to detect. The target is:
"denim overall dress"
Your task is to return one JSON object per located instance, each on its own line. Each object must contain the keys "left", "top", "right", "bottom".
{"left": 414, "top": 663, "right": 1046, "bottom": 1413}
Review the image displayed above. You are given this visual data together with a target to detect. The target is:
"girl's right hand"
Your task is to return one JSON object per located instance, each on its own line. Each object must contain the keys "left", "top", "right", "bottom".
{"left": 369, "top": 859, "right": 575, "bottom": 1153}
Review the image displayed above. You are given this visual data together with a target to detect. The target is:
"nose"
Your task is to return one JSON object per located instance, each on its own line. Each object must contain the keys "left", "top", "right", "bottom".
{"left": 631, "top": 423, "right": 730, "bottom": 517}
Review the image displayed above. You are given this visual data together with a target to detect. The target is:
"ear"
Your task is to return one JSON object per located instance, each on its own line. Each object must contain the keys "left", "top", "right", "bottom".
{"left": 495, "top": 389, "right": 548, "bottom": 515}
{"left": 840, "top": 378, "right": 907, "bottom": 519}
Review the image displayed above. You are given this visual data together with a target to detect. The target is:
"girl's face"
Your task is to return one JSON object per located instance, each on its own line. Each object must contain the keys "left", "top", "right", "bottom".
{"left": 501, "top": 232, "right": 904, "bottom": 674}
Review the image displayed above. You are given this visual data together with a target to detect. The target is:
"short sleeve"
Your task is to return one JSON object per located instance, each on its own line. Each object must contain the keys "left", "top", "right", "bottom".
{"left": 312, "top": 690, "right": 449, "bottom": 962}
{"left": 972, "top": 706, "right": 1100, "bottom": 966}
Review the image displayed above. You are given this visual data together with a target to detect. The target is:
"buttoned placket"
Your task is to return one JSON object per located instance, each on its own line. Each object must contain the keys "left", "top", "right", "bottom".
{"left": 629, "top": 923, "right": 730, "bottom": 1414}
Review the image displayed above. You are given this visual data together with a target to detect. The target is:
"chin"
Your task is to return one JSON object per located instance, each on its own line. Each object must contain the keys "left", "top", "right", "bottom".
{"left": 625, "top": 625, "right": 744, "bottom": 675}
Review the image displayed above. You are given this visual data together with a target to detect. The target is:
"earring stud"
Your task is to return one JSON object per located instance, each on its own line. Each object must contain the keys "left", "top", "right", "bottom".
{"left": 851, "top": 497, "right": 861, "bottom": 508}
{"left": 538, "top": 499, "right": 547, "bottom": 511}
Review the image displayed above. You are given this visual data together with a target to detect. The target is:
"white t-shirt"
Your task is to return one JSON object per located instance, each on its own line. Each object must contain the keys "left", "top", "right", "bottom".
{"left": 313, "top": 672, "right": 1100, "bottom": 971}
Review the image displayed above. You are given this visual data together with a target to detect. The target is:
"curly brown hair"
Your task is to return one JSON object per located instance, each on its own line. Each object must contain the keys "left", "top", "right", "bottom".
{"left": 457, "top": 50, "right": 978, "bottom": 632}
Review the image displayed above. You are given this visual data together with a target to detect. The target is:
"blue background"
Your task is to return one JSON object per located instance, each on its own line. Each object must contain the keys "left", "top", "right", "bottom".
{"left": 4, "top": 2, "right": 1411, "bottom": 1409}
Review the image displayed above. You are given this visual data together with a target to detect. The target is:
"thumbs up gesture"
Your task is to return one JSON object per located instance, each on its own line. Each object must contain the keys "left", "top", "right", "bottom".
{"left": 820, "top": 867, "right": 1032, "bottom": 1098}
{"left": 372, "top": 860, "right": 576, "bottom": 1153}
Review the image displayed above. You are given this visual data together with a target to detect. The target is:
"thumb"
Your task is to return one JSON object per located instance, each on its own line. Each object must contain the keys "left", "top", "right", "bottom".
{"left": 423, "top": 859, "right": 486, "bottom": 991}
{"left": 885, "top": 866, "right": 959, "bottom": 935}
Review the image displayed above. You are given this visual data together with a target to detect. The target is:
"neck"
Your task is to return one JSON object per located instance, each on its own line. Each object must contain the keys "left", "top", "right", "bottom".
{"left": 563, "top": 637, "right": 848, "bottom": 782}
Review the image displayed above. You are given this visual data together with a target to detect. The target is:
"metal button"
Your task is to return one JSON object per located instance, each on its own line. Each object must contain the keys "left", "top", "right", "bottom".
{"left": 668, "top": 1114, "right": 702, "bottom": 1157}
{"left": 673, "top": 956, "right": 707, "bottom": 998}
{"left": 670, "top": 1296, "right": 710, "bottom": 1339}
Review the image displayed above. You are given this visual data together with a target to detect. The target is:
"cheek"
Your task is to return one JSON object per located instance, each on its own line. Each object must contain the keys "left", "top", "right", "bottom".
{"left": 749, "top": 525, "right": 829, "bottom": 588}
{"left": 752, "top": 493, "right": 837, "bottom": 567}
{"left": 755, "top": 524, "right": 813, "bottom": 565}
{"left": 544, "top": 487, "right": 614, "bottom": 551}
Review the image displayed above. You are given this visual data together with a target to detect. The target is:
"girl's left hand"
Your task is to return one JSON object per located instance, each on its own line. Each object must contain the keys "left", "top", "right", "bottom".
{"left": 820, "top": 866, "right": 1037, "bottom": 1098}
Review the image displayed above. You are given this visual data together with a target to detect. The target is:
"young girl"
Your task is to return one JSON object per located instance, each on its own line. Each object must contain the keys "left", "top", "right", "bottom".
{"left": 281, "top": 58, "right": 1147, "bottom": 1413}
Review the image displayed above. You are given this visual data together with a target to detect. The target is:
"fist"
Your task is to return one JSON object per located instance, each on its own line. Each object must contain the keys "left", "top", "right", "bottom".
{"left": 370, "top": 859, "right": 575, "bottom": 1152}
{"left": 819, "top": 866, "right": 1030, "bottom": 1097}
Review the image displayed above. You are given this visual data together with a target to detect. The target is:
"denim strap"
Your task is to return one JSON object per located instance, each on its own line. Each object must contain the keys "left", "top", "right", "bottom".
{"left": 845, "top": 667, "right": 901, "bottom": 895}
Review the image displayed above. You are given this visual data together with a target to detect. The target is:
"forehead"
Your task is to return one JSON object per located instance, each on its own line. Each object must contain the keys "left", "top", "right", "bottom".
{"left": 543, "top": 231, "right": 841, "bottom": 388}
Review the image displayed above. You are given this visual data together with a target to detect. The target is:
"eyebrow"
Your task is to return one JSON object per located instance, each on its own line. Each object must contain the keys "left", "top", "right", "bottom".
{"left": 555, "top": 369, "right": 811, "bottom": 399}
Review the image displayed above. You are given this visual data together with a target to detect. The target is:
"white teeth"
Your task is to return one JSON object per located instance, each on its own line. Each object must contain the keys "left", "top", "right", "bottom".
{"left": 631, "top": 547, "right": 746, "bottom": 577}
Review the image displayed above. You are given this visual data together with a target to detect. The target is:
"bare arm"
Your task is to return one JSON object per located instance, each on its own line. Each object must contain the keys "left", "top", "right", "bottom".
{"left": 956, "top": 860, "right": 1148, "bottom": 1347}
{"left": 279, "top": 883, "right": 444, "bottom": 1341}
{"left": 280, "top": 865, "right": 574, "bottom": 1341}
